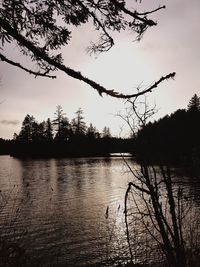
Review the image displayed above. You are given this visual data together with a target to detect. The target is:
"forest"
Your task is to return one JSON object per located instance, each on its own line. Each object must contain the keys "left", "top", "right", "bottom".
{"left": 134, "top": 94, "right": 200, "bottom": 166}
{"left": 0, "top": 105, "right": 132, "bottom": 157}
{"left": 1, "top": 94, "right": 199, "bottom": 163}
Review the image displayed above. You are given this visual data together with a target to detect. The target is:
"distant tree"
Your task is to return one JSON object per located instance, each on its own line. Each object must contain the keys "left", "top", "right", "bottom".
{"left": 72, "top": 108, "right": 86, "bottom": 136}
{"left": 53, "top": 105, "right": 65, "bottom": 139}
{"left": 32, "top": 121, "right": 46, "bottom": 142}
{"left": 102, "top": 126, "right": 111, "bottom": 138}
{"left": 0, "top": 1, "right": 175, "bottom": 99}
{"left": 187, "top": 94, "right": 200, "bottom": 112}
{"left": 44, "top": 118, "right": 54, "bottom": 141}
{"left": 55, "top": 117, "right": 71, "bottom": 141}
{"left": 87, "top": 123, "right": 99, "bottom": 139}
{"left": 17, "top": 114, "right": 36, "bottom": 142}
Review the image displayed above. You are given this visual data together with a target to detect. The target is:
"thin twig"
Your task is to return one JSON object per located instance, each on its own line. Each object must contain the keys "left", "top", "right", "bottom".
{"left": 0, "top": 53, "right": 56, "bottom": 79}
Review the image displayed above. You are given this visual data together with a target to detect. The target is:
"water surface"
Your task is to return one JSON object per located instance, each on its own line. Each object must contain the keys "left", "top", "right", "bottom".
{"left": 0, "top": 156, "right": 133, "bottom": 266}
{"left": 0, "top": 156, "right": 200, "bottom": 266}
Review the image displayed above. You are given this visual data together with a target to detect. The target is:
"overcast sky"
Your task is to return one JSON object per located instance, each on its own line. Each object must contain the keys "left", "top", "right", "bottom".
{"left": 0, "top": 0, "right": 200, "bottom": 139}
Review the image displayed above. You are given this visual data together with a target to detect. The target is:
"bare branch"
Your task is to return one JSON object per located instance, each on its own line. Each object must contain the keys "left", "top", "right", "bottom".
{"left": 123, "top": 157, "right": 151, "bottom": 194}
{"left": 0, "top": 53, "right": 56, "bottom": 79}
{"left": 136, "top": 5, "right": 166, "bottom": 16}
{"left": 132, "top": 189, "right": 162, "bottom": 246}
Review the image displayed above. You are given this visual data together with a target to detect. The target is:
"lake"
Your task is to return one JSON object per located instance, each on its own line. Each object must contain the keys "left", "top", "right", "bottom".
{"left": 0, "top": 155, "right": 200, "bottom": 266}
{"left": 0, "top": 155, "right": 135, "bottom": 266}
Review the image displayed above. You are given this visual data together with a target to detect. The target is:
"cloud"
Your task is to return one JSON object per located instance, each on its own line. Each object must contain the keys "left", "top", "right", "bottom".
{"left": 0, "top": 120, "right": 20, "bottom": 126}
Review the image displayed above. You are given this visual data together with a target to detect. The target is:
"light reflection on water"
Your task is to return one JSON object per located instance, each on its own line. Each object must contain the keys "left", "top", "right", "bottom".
{"left": 0, "top": 156, "right": 200, "bottom": 266}
{"left": 0, "top": 156, "right": 135, "bottom": 266}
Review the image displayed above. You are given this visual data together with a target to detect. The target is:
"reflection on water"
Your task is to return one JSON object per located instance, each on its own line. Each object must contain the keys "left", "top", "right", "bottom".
{"left": 0, "top": 156, "right": 200, "bottom": 266}
{"left": 0, "top": 156, "right": 134, "bottom": 266}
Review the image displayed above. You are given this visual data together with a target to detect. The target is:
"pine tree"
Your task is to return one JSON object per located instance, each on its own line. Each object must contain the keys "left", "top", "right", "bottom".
{"left": 53, "top": 105, "right": 65, "bottom": 139}
{"left": 45, "top": 118, "right": 54, "bottom": 141}
{"left": 18, "top": 114, "right": 36, "bottom": 142}
{"left": 58, "top": 117, "right": 71, "bottom": 141}
{"left": 102, "top": 126, "right": 111, "bottom": 138}
{"left": 187, "top": 94, "right": 200, "bottom": 112}
{"left": 72, "top": 108, "right": 86, "bottom": 136}
{"left": 87, "top": 123, "right": 98, "bottom": 139}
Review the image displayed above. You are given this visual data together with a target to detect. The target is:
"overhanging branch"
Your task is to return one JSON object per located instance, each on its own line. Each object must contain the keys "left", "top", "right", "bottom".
{"left": 0, "top": 17, "right": 175, "bottom": 99}
{"left": 0, "top": 53, "right": 56, "bottom": 79}
{"left": 112, "top": 0, "right": 165, "bottom": 27}
{"left": 136, "top": 5, "right": 166, "bottom": 16}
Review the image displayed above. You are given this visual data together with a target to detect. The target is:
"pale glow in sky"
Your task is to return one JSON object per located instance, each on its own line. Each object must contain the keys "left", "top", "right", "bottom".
{"left": 0, "top": 0, "right": 200, "bottom": 139}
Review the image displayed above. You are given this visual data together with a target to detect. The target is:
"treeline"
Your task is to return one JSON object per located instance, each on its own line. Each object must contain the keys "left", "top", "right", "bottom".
{"left": 134, "top": 94, "right": 200, "bottom": 165}
{"left": 3, "top": 106, "right": 132, "bottom": 157}
{"left": 2, "top": 94, "right": 199, "bottom": 160}
{"left": 14, "top": 106, "right": 112, "bottom": 142}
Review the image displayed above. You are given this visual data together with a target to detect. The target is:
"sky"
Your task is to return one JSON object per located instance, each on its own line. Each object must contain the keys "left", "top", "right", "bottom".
{"left": 0, "top": 0, "right": 200, "bottom": 139}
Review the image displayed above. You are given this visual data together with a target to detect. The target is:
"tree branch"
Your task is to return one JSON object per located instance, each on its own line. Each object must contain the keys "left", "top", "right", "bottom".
{"left": 0, "top": 17, "right": 175, "bottom": 99}
{"left": 0, "top": 53, "right": 56, "bottom": 79}
{"left": 136, "top": 5, "right": 166, "bottom": 16}
{"left": 74, "top": 0, "right": 114, "bottom": 53}
{"left": 111, "top": 0, "right": 163, "bottom": 27}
